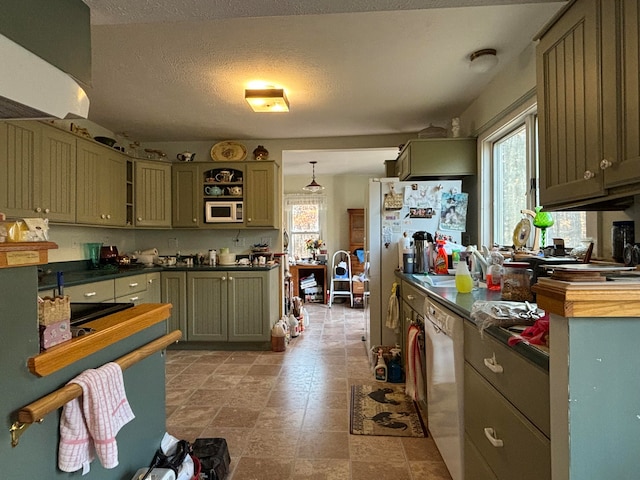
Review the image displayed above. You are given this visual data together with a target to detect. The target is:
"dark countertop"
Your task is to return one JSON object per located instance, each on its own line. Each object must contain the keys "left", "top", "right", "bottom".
{"left": 38, "top": 260, "right": 279, "bottom": 291}
{"left": 396, "top": 271, "right": 549, "bottom": 371}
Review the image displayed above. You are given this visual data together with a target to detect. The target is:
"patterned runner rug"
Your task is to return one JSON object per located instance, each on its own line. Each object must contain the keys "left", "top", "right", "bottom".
{"left": 350, "top": 384, "right": 427, "bottom": 437}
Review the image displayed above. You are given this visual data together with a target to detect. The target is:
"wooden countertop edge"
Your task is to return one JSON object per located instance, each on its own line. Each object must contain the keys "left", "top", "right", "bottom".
{"left": 533, "top": 279, "right": 640, "bottom": 318}
{"left": 28, "top": 303, "right": 173, "bottom": 377}
{"left": 0, "top": 241, "right": 58, "bottom": 252}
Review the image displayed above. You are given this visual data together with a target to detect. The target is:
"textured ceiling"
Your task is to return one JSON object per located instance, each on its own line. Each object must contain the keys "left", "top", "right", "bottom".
{"left": 80, "top": 0, "right": 565, "bottom": 174}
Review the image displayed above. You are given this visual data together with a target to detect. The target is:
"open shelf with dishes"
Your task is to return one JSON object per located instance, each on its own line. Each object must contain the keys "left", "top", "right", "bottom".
{"left": 202, "top": 167, "right": 244, "bottom": 200}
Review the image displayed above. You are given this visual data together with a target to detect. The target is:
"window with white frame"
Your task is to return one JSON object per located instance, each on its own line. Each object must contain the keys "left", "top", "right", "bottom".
{"left": 479, "top": 98, "right": 588, "bottom": 250}
{"left": 284, "top": 194, "right": 326, "bottom": 259}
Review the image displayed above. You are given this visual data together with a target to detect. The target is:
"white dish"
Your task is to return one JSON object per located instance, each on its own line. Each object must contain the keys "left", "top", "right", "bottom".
{"left": 552, "top": 264, "right": 635, "bottom": 272}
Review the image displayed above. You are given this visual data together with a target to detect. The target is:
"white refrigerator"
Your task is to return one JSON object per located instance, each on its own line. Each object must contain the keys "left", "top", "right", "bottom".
{"left": 365, "top": 178, "right": 465, "bottom": 351}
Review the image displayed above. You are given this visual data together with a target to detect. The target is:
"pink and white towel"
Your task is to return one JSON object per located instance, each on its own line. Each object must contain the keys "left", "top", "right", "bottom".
{"left": 58, "top": 362, "right": 135, "bottom": 474}
{"left": 405, "top": 324, "right": 425, "bottom": 402}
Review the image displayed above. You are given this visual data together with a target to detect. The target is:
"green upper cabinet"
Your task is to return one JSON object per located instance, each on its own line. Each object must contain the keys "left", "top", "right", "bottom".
{"left": 76, "top": 138, "right": 127, "bottom": 226}
{"left": 245, "top": 161, "right": 280, "bottom": 228}
{"left": 537, "top": 0, "right": 640, "bottom": 208}
{"left": 396, "top": 138, "right": 476, "bottom": 181}
{"left": 0, "top": 121, "right": 76, "bottom": 222}
{"left": 172, "top": 163, "right": 201, "bottom": 228}
{"left": 134, "top": 160, "right": 171, "bottom": 227}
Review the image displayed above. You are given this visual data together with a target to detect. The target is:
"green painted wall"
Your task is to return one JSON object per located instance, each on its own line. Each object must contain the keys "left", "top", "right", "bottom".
{"left": 0, "top": 266, "right": 167, "bottom": 478}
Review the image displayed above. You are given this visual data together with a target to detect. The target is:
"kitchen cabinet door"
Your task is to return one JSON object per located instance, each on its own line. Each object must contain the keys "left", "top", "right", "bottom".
{"left": 227, "top": 270, "right": 274, "bottom": 342}
{"left": 0, "top": 121, "right": 76, "bottom": 222}
{"left": 146, "top": 272, "right": 161, "bottom": 303}
{"left": 187, "top": 271, "right": 227, "bottom": 341}
{"left": 600, "top": 0, "right": 640, "bottom": 188}
{"left": 245, "top": 161, "right": 280, "bottom": 228}
{"left": 172, "top": 163, "right": 200, "bottom": 227}
{"left": 135, "top": 160, "right": 172, "bottom": 227}
{"left": 537, "top": 0, "right": 604, "bottom": 207}
{"left": 76, "top": 138, "right": 127, "bottom": 226}
{"left": 397, "top": 138, "right": 476, "bottom": 180}
{"left": 161, "top": 271, "right": 187, "bottom": 339}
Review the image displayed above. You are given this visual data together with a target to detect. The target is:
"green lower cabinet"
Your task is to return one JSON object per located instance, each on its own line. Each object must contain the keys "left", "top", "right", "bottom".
{"left": 187, "top": 269, "right": 277, "bottom": 342}
{"left": 161, "top": 271, "right": 187, "bottom": 339}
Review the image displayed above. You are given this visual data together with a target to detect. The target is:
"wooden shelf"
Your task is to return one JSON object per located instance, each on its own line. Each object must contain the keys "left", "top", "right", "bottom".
{"left": 0, "top": 242, "right": 58, "bottom": 268}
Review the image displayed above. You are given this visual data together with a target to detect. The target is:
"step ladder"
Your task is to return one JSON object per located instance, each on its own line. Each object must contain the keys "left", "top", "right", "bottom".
{"left": 328, "top": 250, "right": 353, "bottom": 307}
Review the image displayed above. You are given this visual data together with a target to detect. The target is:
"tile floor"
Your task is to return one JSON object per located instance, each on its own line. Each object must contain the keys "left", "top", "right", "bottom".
{"left": 164, "top": 301, "right": 452, "bottom": 480}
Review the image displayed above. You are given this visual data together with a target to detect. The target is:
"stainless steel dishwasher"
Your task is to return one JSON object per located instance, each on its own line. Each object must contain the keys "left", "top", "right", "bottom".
{"left": 424, "top": 296, "right": 464, "bottom": 480}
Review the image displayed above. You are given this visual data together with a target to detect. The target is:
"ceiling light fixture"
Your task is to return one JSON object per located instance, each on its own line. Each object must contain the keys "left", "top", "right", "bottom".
{"left": 245, "top": 88, "right": 290, "bottom": 112}
{"left": 469, "top": 48, "right": 498, "bottom": 73}
{"left": 302, "top": 161, "right": 324, "bottom": 193}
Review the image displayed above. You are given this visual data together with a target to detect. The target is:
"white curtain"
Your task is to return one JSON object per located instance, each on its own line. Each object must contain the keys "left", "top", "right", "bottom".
{"left": 284, "top": 194, "right": 328, "bottom": 211}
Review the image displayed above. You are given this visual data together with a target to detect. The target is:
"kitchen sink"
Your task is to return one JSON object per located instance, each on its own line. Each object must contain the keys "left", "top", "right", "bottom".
{"left": 412, "top": 274, "right": 457, "bottom": 287}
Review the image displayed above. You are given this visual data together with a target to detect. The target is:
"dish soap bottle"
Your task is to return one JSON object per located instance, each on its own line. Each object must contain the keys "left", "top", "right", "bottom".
{"left": 434, "top": 240, "right": 449, "bottom": 274}
{"left": 455, "top": 259, "right": 474, "bottom": 293}
{"left": 374, "top": 348, "right": 388, "bottom": 382}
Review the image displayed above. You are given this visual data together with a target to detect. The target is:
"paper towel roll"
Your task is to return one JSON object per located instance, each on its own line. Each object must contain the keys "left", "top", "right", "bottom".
{"left": 141, "top": 248, "right": 159, "bottom": 256}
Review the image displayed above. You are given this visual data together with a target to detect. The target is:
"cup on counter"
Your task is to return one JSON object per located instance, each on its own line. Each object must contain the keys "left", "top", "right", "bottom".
{"left": 167, "top": 257, "right": 177, "bottom": 266}
{"left": 258, "top": 256, "right": 266, "bottom": 265}
{"left": 238, "top": 258, "right": 250, "bottom": 265}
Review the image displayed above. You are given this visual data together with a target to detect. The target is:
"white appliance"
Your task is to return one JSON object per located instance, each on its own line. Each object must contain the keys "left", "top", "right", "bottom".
{"left": 365, "top": 178, "right": 463, "bottom": 350}
{"left": 204, "top": 200, "right": 243, "bottom": 223}
{"left": 424, "top": 296, "right": 465, "bottom": 480}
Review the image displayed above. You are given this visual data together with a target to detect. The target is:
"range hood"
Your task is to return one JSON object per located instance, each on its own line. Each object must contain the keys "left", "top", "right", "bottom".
{"left": 0, "top": 33, "right": 89, "bottom": 120}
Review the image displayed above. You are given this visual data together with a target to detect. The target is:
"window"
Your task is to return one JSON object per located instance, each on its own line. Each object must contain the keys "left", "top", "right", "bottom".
{"left": 480, "top": 99, "right": 587, "bottom": 250}
{"left": 285, "top": 195, "right": 326, "bottom": 259}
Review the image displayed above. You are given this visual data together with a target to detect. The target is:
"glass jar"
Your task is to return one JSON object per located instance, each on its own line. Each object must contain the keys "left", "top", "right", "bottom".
{"left": 501, "top": 262, "right": 533, "bottom": 302}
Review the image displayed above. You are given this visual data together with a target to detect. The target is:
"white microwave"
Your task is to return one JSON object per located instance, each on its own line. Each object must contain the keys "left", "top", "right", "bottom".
{"left": 205, "top": 201, "right": 243, "bottom": 223}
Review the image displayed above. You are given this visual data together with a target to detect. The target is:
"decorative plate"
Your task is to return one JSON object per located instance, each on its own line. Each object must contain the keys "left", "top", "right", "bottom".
{"left": 512, "top": 218, "right": 531, "bottom": 248}
{"left": 210, "top": 141, "right": 247, "bottom": 161}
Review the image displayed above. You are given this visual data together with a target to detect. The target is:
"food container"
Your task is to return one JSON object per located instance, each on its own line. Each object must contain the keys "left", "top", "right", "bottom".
{"left": 501, "top": 262, "right": 533, "bottom": 302}
{"left": 219, "top": 253, "right": 236, "bottom": 265}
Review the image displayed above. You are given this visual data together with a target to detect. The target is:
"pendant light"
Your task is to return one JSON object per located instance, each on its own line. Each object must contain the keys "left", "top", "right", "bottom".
{"left": 303, "top": 161, "right": 324, "bottom": 192}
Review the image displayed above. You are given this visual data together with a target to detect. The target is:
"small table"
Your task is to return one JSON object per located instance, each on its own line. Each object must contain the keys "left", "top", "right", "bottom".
{"left": 289, "top": 264, "right": 327, "bottom": 304}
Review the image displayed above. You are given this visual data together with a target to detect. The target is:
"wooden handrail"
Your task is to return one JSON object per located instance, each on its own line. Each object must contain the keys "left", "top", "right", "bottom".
{"left": 10, "top": 330, "right": 181, "bottom": 446}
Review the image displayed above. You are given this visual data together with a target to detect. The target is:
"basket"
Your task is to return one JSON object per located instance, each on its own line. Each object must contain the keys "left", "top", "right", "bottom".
{"left": 38, "top": 295, "right": 70, "bottom": 326}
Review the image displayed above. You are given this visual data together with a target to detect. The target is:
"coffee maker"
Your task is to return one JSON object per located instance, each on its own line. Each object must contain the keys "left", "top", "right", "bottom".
{"left": 412, "top": 231, "right": 434, "bottom": 273}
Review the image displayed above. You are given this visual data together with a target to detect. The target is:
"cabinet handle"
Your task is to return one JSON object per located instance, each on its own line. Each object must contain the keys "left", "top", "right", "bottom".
{"left": 137, "top": 217, "right": 143, "bottom": 221}
{"left": 407, "top": 295, "right": 415, "bottom": 300}
{"left": 148, "top": 279, "right": 154, "bottom": 284}
{"left": 222, "top": 276, "right": 227, "bottom": 281}
{"left": 483, "top": 427, "right": 504, "bottom": 448}
{"left": 247, "top": 218, "right": 252, "bottom": 222}
{"left": 106, "top": 214, "right": 111, "bottom": 219}
{"left": 44, "top": 208, "right": 50, "bottom": 214}
{"left": 101, "top": 214, "right": 106, "bottom": 219}
{"left": 128, "top": 296, "right": 139, "bottom": 302}
{"left": 35, "top": 207, "right": 42, "bottom": 213}
{"left": 129, "top": 282, "right": 139, "bottom": 288}
{"left": 600, "top": 159, "right": 613, "bottom": 170}
{"left": 84, "top": 292, "right": 97, "bottom": 297}
{"left": 192, "top": 218, "right": 197, "bottom": 223}
{"left": 228, "top": 276, "right": 233, "bottom": 281}
{"left": 583, "top": 170, "right": 595, "bottom": 180}
{"left": 483, "top": 353, "right": 504, "bottom": 374}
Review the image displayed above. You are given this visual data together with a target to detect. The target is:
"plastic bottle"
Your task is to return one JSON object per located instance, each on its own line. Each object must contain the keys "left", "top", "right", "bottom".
{"left": 455, "top": 259, "right": 474, "bottom": 293}
{"left": 374, "top": 349, "right": 388, "bottom": 382}
{"left": 434, "top": 240, "right": 449, "bottom": 274}
{"left": 486, "top": 250, "right": 504, "bottom": 291}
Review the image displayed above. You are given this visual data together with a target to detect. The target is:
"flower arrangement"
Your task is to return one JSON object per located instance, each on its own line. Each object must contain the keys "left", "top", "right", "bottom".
{"left": 305, "top": 238, "right": 324, "bottom": 252}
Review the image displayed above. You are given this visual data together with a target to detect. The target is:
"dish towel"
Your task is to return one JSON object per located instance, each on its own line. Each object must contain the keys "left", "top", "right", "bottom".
{"left": 58, "top": 362, "right": 135, "bottom": 475}
{"left": 385, "top": 283, "right": 400, "bottom": 330}
{"left": 405, "top": 324, "right": 425, "bottom": 402}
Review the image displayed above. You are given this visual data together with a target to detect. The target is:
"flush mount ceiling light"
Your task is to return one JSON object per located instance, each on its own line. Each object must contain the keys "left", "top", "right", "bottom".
{"left": 302, "top": 161, "right": 324, "bottom": 193}
{"left": 469, "top": 48, "right": 498, "bottom": 73}
{"left": 245, "top": 88, "right": 289, "bottom": 112}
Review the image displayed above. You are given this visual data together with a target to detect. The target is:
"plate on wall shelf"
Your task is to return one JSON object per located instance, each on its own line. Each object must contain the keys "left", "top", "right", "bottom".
{"left": 211, "top": 141, "right": 247, "bottom": 161}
